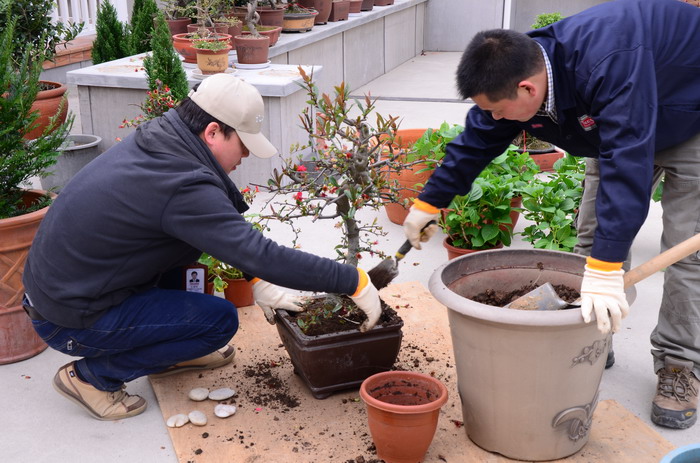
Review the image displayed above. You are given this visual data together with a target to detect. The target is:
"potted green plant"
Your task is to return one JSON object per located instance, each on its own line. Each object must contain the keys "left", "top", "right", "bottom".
{"left": 256, "top": 67, "right": 407, "bottom": 398}
{"left": 0, "top": 15, "right": 73, "bottom": 364}
{"left": 519, "top": 154, "right": 585, "bottom": 252}
{"left": 1, "top": 0, "right": 82, "bottom": 140}
{"left": 383, "top": 122, "right": 464, "bottom": 225}
{"left": 197, "top": 253, "right": 254, "bottom": 307}
{"left": 192, "top": 38, "right": 232, "bottom": 74}
{"left": 282, "top": 3, "right": 318, "bottom": 32}
{"left": 188, "top": 0, "right": 230, "bottom": 35}
{"left": 160, "top": 0, "right": 195, "bottom": 35}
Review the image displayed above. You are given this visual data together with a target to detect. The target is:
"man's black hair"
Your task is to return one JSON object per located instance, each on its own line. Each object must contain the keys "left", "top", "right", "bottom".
{"left": 175, "top": 83, "right": 236, "bottom": 137}
{"left": 456, "top": 29, "right": 544, "bottom": 101}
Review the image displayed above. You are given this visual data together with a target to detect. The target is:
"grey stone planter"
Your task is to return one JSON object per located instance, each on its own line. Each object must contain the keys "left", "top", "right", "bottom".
{"left": 40, "top": 134, "right": 102, "bottom": 192}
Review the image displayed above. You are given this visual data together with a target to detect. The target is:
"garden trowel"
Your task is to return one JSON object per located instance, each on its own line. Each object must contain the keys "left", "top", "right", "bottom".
{"left": 367, "top": 220, "right": 437, "bottom": 290}
{"left": 506, "top": 231, "right": 700, "bottom": 310}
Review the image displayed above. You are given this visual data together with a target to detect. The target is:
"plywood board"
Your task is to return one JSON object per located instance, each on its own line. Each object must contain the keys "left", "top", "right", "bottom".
{"left": 150, "top": 281, "right": 675, "bottom": 463}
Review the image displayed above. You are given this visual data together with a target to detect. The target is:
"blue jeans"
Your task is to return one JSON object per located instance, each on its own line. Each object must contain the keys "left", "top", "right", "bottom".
{"left": 31, "top": 288, "right": 238, "bottom": 391}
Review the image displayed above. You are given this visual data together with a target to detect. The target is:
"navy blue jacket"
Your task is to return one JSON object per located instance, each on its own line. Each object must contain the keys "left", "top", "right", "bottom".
{"left": 419, "top": 0, "right": 700, "bottom": 262}
{"left": 24, "top": 110, "right": 358, "bottom": 329}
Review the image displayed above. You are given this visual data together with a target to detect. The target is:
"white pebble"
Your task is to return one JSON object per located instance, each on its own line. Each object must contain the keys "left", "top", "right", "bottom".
{"left": 208, "top": 387, "right": 236, "bottom": 401}
{"left": 166, "top": 414, "right": 189, "bottom": 428}
{"left": 188, "top": 410, "right": 207, "bottom": 426}
{"left": 214, "top": 404, "right": 237, "bottom": 418}
{"left": 188, "top": 387, "right": 209, "bottom": 401}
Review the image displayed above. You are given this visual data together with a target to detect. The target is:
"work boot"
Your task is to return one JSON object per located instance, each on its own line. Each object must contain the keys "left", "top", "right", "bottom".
{"left": 651, "top": 356, "right": 699, "bottom": 429}
{"left": 149, "top": 344, "right": 235, "bottom": 378}
{"left": 53, "top": 362, "right": 147, "bottom": 421}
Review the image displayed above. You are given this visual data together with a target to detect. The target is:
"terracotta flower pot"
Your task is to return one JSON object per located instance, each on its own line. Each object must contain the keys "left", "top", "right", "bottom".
{"left": 241, "top": 25, "right": 282, "bottom": 47}
{"left": 194, "top": 45, "right": 232, "bottom": 75}
{"left": 529, "top": 147, "right": 566, "bottom": 173}
{"left": 186, "top": 22, "right": 230, "bottom": 34}
{"left": 25, "top": 81, "right": 68, "bottom": 140}
{"left": 0, "top": 190, "right": 53, "bottom": 364}
{"left": 429, "top": 249, "right": 636, "bottom": 461}
{"left": 222, "top": 278, "right": 254, "bottom": 307}
{"left": 373, "top": 0, "right": 394, "bottom": 5}
{"left": 162, "top": 17, "right": 191, "bottom": 36}
{"left": 348, "top": 0, "right": 363, "bottom": 13}
{"left": 360, "top": 0, "right": 374, "bottom": 11}
{"left": 172, "top": 33, "right": 232, "bottom": 64}
{"left": 257, "top": 6, "right": 285, "bottom": 27}
{"left": 328, "top": 0, "right": 350, "bottom": 21}
{"left": 360, "top": 371, "right": 448, "bottom": 463}
{"left": 381, "top": 128, "right": 431, "bottom": 225}
{"left": 442, "top": 236, "right": 503, "bottom": 260}
{"left": 234, "top": 34, "right": 270, "bottom": 64}
{"left": 298, "top": 0, "right": 332, "bottom": 24}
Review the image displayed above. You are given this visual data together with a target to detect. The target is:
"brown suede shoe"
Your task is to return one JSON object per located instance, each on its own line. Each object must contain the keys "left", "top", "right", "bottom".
{"left": 53, "top": 362, "right": 147, "bottom": 421}
{"left": 149, "top": 344, "right": 236, "bottom": 379}
{"left": 651, "top": 356, "right": 698, "bottom": 429}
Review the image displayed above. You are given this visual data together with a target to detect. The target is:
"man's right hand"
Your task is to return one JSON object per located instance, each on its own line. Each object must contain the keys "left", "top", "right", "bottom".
{"left": 403, "top": 199, "right": 440, "bottom": 249}
{"left": 350, "top": 268, "right": 381, "bottom": 332}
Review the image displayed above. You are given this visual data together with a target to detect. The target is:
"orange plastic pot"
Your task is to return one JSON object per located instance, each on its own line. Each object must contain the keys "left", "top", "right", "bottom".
{"left": 222, "top": 278, "right": 254, "bottom": 307}
{"left": 360, "top": 371, "right": 448, "bottom": 463}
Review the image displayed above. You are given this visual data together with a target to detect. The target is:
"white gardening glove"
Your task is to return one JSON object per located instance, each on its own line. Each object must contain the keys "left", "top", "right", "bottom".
{"left": 252, "top": 279, "right": 304, "bottom": 324}
{"left": 403, "top": 199, "right": 440, "bottom": 250}
{"left": 350, "top": 268, "right": 381, "bottom": 332}
{"left": 580, "top": 257, "right": 629, "bottom": 334}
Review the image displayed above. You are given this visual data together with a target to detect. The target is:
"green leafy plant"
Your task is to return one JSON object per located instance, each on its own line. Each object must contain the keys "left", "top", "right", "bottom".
{"left": 0, "top": 0, "right": 83, "bottom": 64}
{"left": 408, "top": 122, "right": 464, "bottom": 167}
{"left": 258, "top": 67, "right": 406, "bottom": 266}
{"left": 0, "top": 15, "right": 72, "bottom": 218}
{"left": 198, "top": 253, "right": 244, "bottom": 292}
{"left": 92, "top": 1, "right": 132, "bottom": 64}
{"left": 293, "top": 295, "right": 362, "bottom": 334}
{"left": 129, "top": 0, "right": 160, "bottom": 54}
{"left": 192, "top": 38, "right": 230, "bottom": 50}
{"left": 532, "top": 12, "right": 564, "bottom": 29}
{"left": 519, "top": 154, "right": 585, "bottom": 252}
{"left": 119, "top": 80, "right": 179, "bottom": 128}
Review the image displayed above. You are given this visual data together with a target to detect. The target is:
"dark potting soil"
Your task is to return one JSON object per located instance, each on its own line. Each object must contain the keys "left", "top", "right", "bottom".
{"left": 472, "top": 283, "right": 580, "bottom": 308}
{"left": 289, "top": 295, "right": 402, "bottom": 336}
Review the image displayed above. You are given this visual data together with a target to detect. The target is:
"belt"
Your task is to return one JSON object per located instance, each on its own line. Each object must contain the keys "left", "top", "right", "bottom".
{"left": 22, "top": 294, "right": 45, "bottom": 321}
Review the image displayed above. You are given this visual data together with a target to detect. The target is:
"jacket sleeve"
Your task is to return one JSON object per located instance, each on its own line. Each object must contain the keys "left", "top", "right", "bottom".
{"left": 418, "top": 107, "right": 521, "bottom": 208}
{"left": 160, "top": 178, "right": 359, "bottom": 295}
{"left": 583, "top": 46, "right": 657, "bottom": 262}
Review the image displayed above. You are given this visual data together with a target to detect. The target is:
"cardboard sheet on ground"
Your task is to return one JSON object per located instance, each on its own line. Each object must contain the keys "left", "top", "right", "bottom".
{"left": 150, "top": 282, "right": 675, "bottom": 463}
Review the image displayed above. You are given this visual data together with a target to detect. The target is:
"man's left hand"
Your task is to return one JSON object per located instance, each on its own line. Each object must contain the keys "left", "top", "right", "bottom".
{"left": 580, "top": 257, "right": 629, "bottom": 334}
{"left": 252, "top": 279, "right": 304, "bottom": 324}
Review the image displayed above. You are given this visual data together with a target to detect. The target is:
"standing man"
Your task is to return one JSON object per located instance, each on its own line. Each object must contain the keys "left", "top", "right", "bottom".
{"left": 403, "top": 0, "right": 699, "bottom": 429}
{"left": 23, "top": 75, "right": 382, "bottom": 421}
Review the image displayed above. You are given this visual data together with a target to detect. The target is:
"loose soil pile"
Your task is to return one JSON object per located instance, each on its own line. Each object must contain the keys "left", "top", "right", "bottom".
{"left": 472, "top": 284, "right": 580, "bottom": 308}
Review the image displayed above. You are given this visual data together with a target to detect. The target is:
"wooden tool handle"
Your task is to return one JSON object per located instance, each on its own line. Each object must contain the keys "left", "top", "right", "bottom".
{"left": 623, "top": 233, "right": 700, "bottom": 287}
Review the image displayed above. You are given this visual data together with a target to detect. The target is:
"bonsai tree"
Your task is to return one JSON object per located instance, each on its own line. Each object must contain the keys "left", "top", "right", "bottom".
{"left": 0, "top": 0, "right": 83, "bottom": 64}
{"left": 258, "top": 66, "right": 407, "bottom": 267}
{"left": 161, "top": 0, "right": 195, "bottom": 20}
{"left": 243, "top": 0, "right": 263, "bottom": 37}
{"left": 0, "top": 15, "right": 72, "bottom": 218}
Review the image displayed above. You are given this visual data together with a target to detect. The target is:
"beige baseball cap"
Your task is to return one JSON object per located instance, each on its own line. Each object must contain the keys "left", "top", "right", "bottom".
{"left": 189, "top": 74, "right": 277, "bottom": 159}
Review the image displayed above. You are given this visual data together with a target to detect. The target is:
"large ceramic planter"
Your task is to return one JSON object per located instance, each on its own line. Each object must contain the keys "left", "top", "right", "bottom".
{"left": 382, "top": 128, "right": 431, "bottom": 225}
{"left": 25, "top": 81, "right": 68, "bottom": 140}
{"left": 328, "top": 0, "right": 350, "bottom": 21}
{"left": 428, "top": 249, "right": 636, "bottom": 461}
{"left": 282, "top": 9, "right": 318, "bottom": 32}
{"left": 241, "top": 25, "right": 283, "bottom": 47}
{"left": 661, "top": 443, "right": 700, "bottom": 463}
{"left": 0, "top": 190, "right": 53, "bottom": 364}
{"left": 39, "top": 134, "right": 103, "bottom": 193}
{"left": 194, "top": 45, "right": 232, "bottom": 75}
{"left": 274, "top": 308, "right": 403, "bottom": 399}
{"left": 234, "top": 34, "right": 270, "bottom": 64}
{"left": 299, "top": 0, "right": 332, "bottom": 24}
{"left": 360, "top": 371, "right": 448, "bottom": 463}
{"left": 172, "top": 33, "right": 232, "bottom": 64}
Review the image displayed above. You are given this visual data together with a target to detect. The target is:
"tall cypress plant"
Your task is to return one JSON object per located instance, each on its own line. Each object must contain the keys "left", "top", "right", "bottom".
{"left": 92, "top": 0, "right": 131, "bottom": 64}
{"left": 129, "top": 0, "right": 160, "bottom": 54}
{"left": 143, "top": 11, "right": 189, "bottom": 101}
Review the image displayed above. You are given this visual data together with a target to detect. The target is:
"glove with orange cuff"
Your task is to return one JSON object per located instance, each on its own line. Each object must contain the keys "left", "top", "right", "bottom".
{"left": 252, "top": 278, "right": 304, "bottom": 325}
{"left": 580, "top": 257, "right": 629, "bottom": 334}
{"left": 350, "top": 268, "right": 381, "bottom": 332}
{"left": 404, "top": 199, "right": 440, "bottom": 250}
